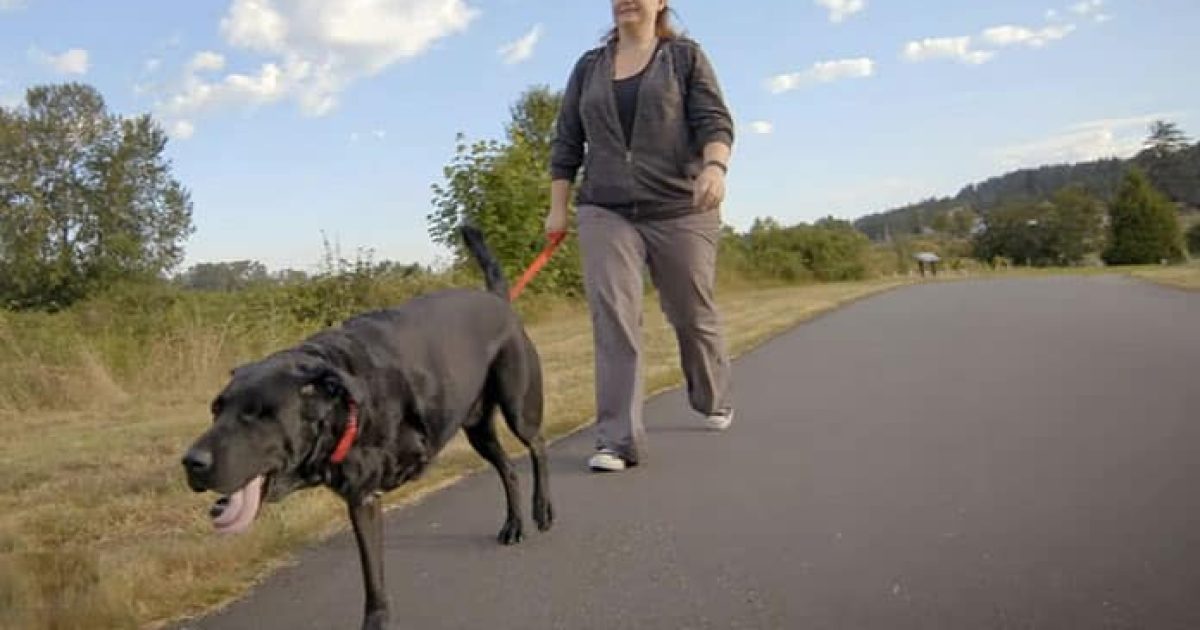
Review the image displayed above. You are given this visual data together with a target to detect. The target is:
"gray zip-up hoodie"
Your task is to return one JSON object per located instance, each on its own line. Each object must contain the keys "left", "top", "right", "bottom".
{"left": 550, "top": 37, "right": 735, "bottom": 220}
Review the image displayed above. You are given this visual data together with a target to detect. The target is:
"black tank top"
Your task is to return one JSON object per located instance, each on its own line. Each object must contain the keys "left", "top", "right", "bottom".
{"left": 613, "top": 68, "right": 644, "bottom": 149}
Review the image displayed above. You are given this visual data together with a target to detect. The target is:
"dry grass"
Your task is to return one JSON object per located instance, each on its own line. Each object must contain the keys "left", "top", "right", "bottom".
{"left": 1126, "top": 262, "right": 1200, "bottom": 290}
{"left": 0, "top": 278, "right": 910, "bottom": 630}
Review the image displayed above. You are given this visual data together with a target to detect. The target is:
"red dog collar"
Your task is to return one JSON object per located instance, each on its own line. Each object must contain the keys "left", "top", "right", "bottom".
{"left": 330, "top": 400, "right": 359, "bottom": 464}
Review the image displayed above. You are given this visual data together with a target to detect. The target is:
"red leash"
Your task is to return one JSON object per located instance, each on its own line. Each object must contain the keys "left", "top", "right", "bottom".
{"left": 508, "top": 231, "right": 567, "bottom": 301}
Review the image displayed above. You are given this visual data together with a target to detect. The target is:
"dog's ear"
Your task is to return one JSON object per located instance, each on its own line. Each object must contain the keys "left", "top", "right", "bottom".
{"left": 299, "top": 363, "right": 368, "bottom": 408}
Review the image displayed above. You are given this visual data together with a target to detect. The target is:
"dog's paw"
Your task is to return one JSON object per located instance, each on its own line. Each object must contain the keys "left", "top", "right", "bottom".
{"left": 534, "top": 499, "right": 554, "bottom": 532}
{"left": 497, "top": 518, "right": 524, "bottom": 545}
{"left": 362, "top": 609, "right": 389, "bottom": 630}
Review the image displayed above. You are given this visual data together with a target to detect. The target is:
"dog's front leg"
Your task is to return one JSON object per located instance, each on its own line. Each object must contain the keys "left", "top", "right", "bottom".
{"left": 349, "top": 495, "right": 389, "bottom": 629}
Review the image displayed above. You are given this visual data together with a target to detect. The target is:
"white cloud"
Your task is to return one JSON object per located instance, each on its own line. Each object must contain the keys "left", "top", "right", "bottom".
{"left": 160, "top": 0, "right": 480, "bottom": 136}
{"left": 349, "top": 128, "right": 388, "bottom": 142}
{"left": 768, "top": 57, "right": 874, "bottom": 94}
{"left": 749, "top": 121, "right": 774, "bottom": 135}
{"left": 189, "top": 51, "right": 226, "bottom": 73}
{"left": 57, "top": 49, "right": 91, "bottom": 74}
{"left": 0, "top": 0, "right": 27, "bottom": 11}
{"left": 815, "top": 0, "right": 865, "bottom": 23}
{"left": 1068, "top": 112, "right": 1186, "bottom": 133}
{"left": 981, "top": 24, "right": 1076, "bottom": 48}
{"left": 30, "top": 47, "right": 90, "bottom": 75}
{"left": 498, "top": 23, "right": 543, "bottom": 65}
{"left": 159, "top": 60, "right": 295, "bottom": 139}
{"left": 1070, "top": 0, "right": 1104, "bottom": 16}
{"left": 906, "top": 12, "right": 1094, "bottom": 68}
{"left": 1094, "top": 13, "right": 1113, "bottom": 23}
{"left": 171, "top": 120, "right": 195, "bottom": 140}
{"left": 144, "top": 58, "right": 162, "bottom": 73}
{"left": 994, "top": 115, "right": 1165, "bottom": 168}
{"left": 902, "top": 37, "right": 994, "bottom": 65}
{"left": 220, "top": 0, "right": 288, "bottom": 52}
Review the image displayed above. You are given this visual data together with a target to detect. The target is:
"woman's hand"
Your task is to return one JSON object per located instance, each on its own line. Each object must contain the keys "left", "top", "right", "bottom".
{"left": 694, "top": 163, "right": 727, "bottom": 211}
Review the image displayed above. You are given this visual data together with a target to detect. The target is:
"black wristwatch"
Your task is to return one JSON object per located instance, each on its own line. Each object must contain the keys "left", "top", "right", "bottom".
{"left": 703, "top": 160, "right": 728, "bottom": 174}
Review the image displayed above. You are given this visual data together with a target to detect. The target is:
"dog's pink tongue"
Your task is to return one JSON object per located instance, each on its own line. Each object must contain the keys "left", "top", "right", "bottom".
{"left": 211, "top": 475, "right": 264, "bottom": 535}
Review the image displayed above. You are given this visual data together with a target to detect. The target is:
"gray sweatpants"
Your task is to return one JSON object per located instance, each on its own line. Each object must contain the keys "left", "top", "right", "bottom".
{"left": 577, "top": 204, "right": 732, "bottom": 464}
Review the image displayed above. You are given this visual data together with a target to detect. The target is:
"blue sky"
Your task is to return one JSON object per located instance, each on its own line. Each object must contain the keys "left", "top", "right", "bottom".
{"left": 1, "top": 0, "right": 1196, "bottom": 272}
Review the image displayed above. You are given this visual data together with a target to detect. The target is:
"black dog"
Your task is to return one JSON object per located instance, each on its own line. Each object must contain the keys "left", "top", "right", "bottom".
{"left": 181, "top": 226, "right": 553, "bottom": 629}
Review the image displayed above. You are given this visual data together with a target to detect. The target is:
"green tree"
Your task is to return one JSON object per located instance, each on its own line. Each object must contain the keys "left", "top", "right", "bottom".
{"left": 972, "top": 201, "right": 1046, "bottom": 266}
{"left": 1141, "top": 120, "right": 1193, "bottom": 204}
{"left": 428, "top": 85, "right": 582, "bottom": 296}
{"left": 1103, "top": 167, "right": 1185, "bottom": 265}
{"left": 176, "top": 260, "right": 271, "bottom": 291}
{"left": 949, "top": 208, "right": 978, "bottom": 238}
{"left": 1041, "top": 185, "right": 1105, "bottom": 265}
{"left": 735, "top": 217, "right": 870, "bottom": 282}
{"left": 972, "top": 186, "right": 1106, "bottom": 266}
{"left": 1145, "top": 120, "right": 1191, "bottom": 159}
{"left": 929, "top": 212, "right": 952, "bottom": 234}
{"left": 0, "top": 83, "right": 194, "bottom": 309}
{"left": 1185, "top": 222, "right": 1200, "bottom": 257}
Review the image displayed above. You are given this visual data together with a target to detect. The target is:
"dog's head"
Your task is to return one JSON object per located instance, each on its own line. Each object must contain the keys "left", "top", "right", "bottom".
{"left": 181, "top": 352, "right": 365, "bottom": 534}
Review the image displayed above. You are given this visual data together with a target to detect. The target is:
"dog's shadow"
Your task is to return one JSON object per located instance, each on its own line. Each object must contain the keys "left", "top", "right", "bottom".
{"left": 382, "top": 532, "right": 499, "bottom": 551}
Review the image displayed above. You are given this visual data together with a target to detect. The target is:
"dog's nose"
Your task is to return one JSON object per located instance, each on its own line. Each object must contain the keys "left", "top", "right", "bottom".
{"left": 182, "top": 448, "right": 214, "bottom": 476}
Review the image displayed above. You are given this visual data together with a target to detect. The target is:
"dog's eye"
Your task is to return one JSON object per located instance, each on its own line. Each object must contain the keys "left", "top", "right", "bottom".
{"left": 239, "top": 402, "right": 274, "bottom": 421}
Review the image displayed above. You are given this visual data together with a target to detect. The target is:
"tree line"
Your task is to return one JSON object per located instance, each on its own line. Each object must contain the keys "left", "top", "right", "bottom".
{"left": 2, "top": 82, "right": 1194, "bottom": 311}
{"left": 854, "top": 121, "right": 1200, "bottom": 244}
{"left": 972, "top": 169, "right": 1187, "bottom": 267}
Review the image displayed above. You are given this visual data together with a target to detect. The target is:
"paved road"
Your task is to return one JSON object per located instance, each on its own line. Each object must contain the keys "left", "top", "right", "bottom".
{"left": 180, "top": 276, "right": 1200, "bottom": 630}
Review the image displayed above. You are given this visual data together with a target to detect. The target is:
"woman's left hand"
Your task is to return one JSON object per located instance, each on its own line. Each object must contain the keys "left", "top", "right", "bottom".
{"left": 694, "top": 164, "right": 726, "bottom": 211}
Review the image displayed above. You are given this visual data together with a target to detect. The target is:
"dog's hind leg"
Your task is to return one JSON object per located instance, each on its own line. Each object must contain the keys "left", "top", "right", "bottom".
{"left": 494, "top": 335, "right": 554, "bottom": 533}
{"left": 464, "top": 401, "right": 525, "bottom": 545}
{"left": 348, "top": 497, "right": 389, "bottom": 630}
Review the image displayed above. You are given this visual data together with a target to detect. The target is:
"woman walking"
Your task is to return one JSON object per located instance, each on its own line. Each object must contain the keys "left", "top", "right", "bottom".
{"left": 546, "top": 0, "right": 737, "bottom": 472}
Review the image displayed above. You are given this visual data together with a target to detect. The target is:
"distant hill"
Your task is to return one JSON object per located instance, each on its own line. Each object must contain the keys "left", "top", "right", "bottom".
{"left": 854, "top": 143, "right": 1200, "bottom": 241}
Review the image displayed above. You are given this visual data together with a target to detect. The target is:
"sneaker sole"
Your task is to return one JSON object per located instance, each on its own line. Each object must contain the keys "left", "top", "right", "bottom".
{"left": 588, "top": 455, "right": 627, "bottom": 472}
{"left": 704, "top": 413, "right": 733, "bottom": 431}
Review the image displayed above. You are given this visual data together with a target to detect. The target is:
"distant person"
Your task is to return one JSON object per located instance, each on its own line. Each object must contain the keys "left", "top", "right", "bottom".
{"left": 545, "top": 0, "right": 736, "bottom": 472}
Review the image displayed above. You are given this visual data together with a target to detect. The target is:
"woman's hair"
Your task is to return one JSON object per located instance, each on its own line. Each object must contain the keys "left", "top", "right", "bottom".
{"left": 604, "top": 4, "right": 681, "bottom": 42}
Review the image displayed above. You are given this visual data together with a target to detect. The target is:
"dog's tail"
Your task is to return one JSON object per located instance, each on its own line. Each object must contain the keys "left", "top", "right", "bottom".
{"left": 459, "top": 224, "right": 509, "bottom": 299}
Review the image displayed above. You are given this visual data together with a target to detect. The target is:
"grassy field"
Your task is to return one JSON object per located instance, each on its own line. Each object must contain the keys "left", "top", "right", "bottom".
{"left": 0, "top": 276, "right": 913, "bottom": 630}
{"left": 1127, "top": 261, "right": 1200, "bottom": 290}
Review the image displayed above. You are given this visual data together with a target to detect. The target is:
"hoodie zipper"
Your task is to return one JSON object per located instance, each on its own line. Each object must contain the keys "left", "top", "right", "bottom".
{"left": 610, "top": 44, "right": 663, "bottom": 186}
